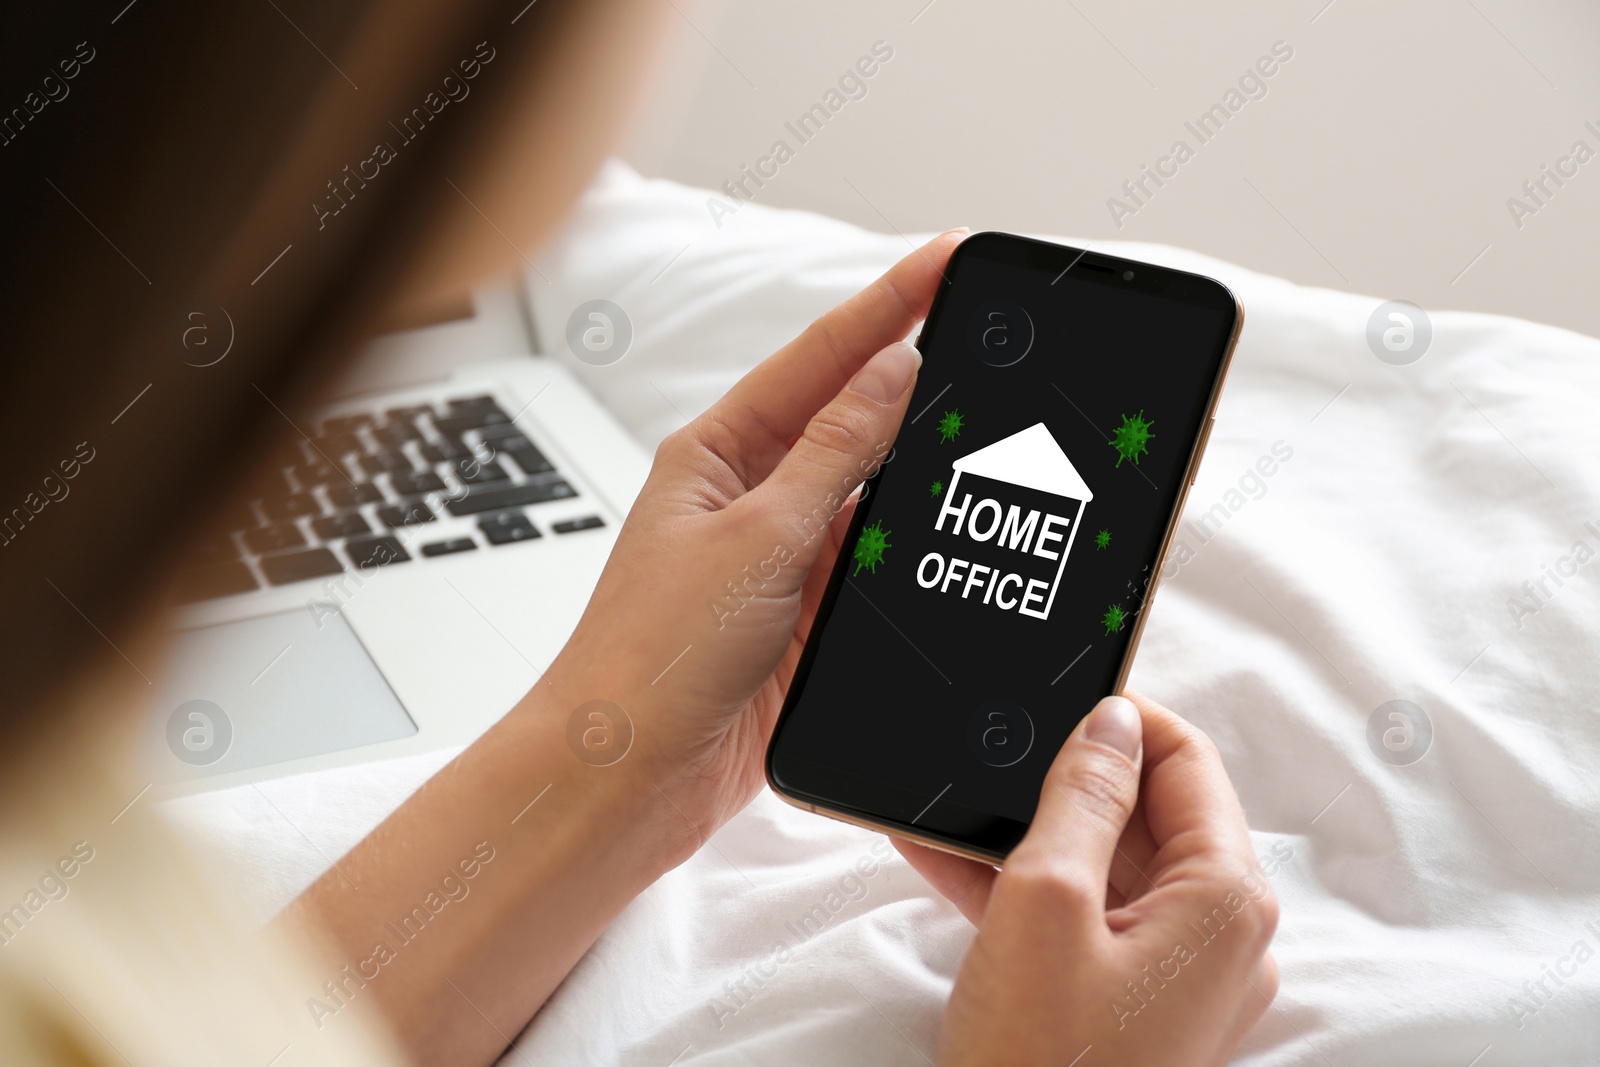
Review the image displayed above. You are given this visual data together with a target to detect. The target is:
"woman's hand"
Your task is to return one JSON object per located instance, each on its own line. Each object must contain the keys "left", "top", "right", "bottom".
{"left": 898, "top": 692, "right": 1280, "bottom": 1067}
{"left": 545, "top": 229, "right": 967, "bottom": 850}
{"left": 289, "top": 232, "right": 966, "bottom": 1066}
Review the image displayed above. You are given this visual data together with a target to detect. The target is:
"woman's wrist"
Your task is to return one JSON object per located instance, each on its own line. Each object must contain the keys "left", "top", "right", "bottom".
{"left": 504, "top": 651, "right": 712, "bottom": 878}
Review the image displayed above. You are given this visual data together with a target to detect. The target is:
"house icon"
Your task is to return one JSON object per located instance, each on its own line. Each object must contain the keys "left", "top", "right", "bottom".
{"left": 938, "top": 423, "right": 1092, "bottom": 621}
{"left": 951, "top": 422, "right": 1094, "bottom": 504}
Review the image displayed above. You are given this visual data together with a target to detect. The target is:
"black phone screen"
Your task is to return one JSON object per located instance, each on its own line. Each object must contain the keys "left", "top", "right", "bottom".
{"left": 766, "top": 233, "right": 1239, "bottom": 858}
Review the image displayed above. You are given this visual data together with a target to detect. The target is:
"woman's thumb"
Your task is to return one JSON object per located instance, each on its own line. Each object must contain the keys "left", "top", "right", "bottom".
{"left": 751, "top": 340, "right": 920, "bottom": 577}
{"left": 1011, "top": 696, "right": 1144, "bottom": 897}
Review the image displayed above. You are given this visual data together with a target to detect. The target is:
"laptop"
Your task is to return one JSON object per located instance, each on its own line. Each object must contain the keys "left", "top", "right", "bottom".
{"left": 147, "top": 280, "right": 650, "bottom": 792}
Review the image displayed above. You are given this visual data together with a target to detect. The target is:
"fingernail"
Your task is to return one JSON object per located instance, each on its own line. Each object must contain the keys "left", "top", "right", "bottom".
{"left": 850, "top": 341, "right": 920, "bottom": 404}
{"left": 1084, "top": 695, "right": 1141, "bottom": 760}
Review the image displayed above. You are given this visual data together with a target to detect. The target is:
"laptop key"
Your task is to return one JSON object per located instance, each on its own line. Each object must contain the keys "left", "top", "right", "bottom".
{"left": 419, "top": 440, "right": 467, "bottom": 464}
{"left": 346, "top": 535, "right": 411, "bottom": 569}
{"left": 385, "top": 404, "right": 434, "bottom": 423}
{"left": 327, "top": 482, "right": 383, "bottom": 509}
{"left": 477, "top": 424, "right": 527, "bottom": 443}
{"left": 552, "top": 515, "right": 605, "bottom": 534}
{"left": 261, "top": 492, "right": 321, "bottom": 521}
{"left": 361, "top": 451, "right": 414, "bottom": 476}
{"left": 245, "top": 523, "right": 306, "bottom": 554}
{"left": 377, "top": 500, "right": 435, "bottom": 528}
{"left": 434, "top": 411, "right": 511, "bottom": 437}
{"left": 259, "top": 548, "right": 344, "bottom": 586}
{"left": 505, "top": 447, "right": 554, "bottom": 476}
{"left": 447, "top": 479, "right": 577, "bottom": 516}
{"left": 421, "top": 537, "right": 478, "bottom": 557}
{"left": 389, "top": 470, "right": 446, "bottom": 496}
{"left": 480, "top": 511, "right": 541, "bottom": 545}
{"left": 291, "top": 460, "right": 341, "bottom": 490}
{"left": 313, "top": 432, "right": 363, "bottom": 458}
{"left": 173, "top": 561, "right": 259, "bottom": 602}
{"left": 312, "top": 513, "right": 371, "bottom": 540}
{"left": 321, "top": 414, "right": 374, "bottom": 435}
{"left": 373, "top": 421, "right": 423, "bottom": 449}
{"left": 447, "top": 395, "right": 503, "bottom": 412}
{"left": 455, "top": 459, "right": 508, "bottom": 485}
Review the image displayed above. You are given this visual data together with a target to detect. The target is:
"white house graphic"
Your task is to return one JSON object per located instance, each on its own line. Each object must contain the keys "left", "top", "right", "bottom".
{"left": 927, "top": 423, "right": 1092, "bottom": 621}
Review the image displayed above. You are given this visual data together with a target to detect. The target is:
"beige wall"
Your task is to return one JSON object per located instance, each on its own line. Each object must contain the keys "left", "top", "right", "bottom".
{"left": 622, "top": 0, "right": 1600, "bottom": 339}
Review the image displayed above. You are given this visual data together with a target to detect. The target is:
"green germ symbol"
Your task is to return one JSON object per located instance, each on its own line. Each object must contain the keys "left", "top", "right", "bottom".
{"left": 930, "top": 480, "right": 944, "bottom": 498}
{"left": 937, "top": 409, "right": 964, "bottom": 443}
{"left": 1095, "top": 528, "right": 1111, "bottom": 550}
{"left": 1101, "top": 603, "right": 1127, "bottom": 635}
{"left": 1108, "top": 409, "right": 1155, "bottom": 467}
{"left": 853, "top": 520, "right": 891, "bottom": 576}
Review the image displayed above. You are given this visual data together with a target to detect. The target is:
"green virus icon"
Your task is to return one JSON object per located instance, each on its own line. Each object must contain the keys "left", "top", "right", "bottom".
{"left": 1108, "top": 409, "right": 1155, "bottom": 467}
{"left": 853, "top": 520, "right": 892, "bottom": 576}
{"left": 1095, "top": 528, "right": 1111, "bottom": 550}
{"left": 938, "top": 409, "right": 964, "bottom": 443}
{"left": 930, "top": 480, "right": 944, "bottom": 498}
{"left": 1101, "top": 603, "right": 1127, "bottom": 634}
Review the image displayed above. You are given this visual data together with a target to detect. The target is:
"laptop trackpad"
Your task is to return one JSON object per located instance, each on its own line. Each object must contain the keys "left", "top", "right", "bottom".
{"left": 149, "top": 607, "right": 417, "bottom": 781}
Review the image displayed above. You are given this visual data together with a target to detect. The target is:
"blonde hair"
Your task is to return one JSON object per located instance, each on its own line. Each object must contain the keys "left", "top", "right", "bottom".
{"left": 0, "top": 1, "right": 656, "bottom": 1060}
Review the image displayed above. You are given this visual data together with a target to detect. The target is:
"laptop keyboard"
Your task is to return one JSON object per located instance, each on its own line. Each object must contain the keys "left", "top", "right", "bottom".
{"left": 174, "top": 394, "right": 605, "bottom": 603}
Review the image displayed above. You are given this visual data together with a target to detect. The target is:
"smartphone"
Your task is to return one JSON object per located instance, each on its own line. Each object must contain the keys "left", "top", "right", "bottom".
{"left": 765, "top": 232, "right": 1243, "bottom": 863}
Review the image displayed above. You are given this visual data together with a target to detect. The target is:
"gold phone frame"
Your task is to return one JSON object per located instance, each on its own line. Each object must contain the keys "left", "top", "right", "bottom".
{"left": 767, "top": 257, "right": 1247, "bottom": 868}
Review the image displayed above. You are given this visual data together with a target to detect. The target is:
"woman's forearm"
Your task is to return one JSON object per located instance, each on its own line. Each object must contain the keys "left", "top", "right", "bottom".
{"left": 280, "top": 661, "right": 694, "bottom": 1067}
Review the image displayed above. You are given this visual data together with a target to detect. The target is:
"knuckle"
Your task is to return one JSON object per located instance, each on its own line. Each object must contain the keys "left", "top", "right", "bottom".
{"left": 1242, "top": 883, "right": 1281, "bottom": 946}
{"left": 654, "top": 425, "right": 696, "bottom": 466}
{"left": 877, "top": 273, "right": 918, "bottom": 320}
{"left": 801, "top": 313, "right": 856, "bottom": 378}
{"left": 999, "top": 855, "right": 1103, "bottom": 916}
{"left": 1256, "top": 952, "right": 1282, "bottom": 1004}
{"left": 714, "top": 492, "right": 764, "bottom": 538}
{"left": 801, "top": 401, "right": 876, "bottom": 465}
{"left": 1050, "top": 755, "right": 1137, "bottom": 834}
{"left": 1177, "top": 720, "right": 1225, "bottom": 765}
{"left": 1178, "top": 872, "right": 1279, "bottom": 955}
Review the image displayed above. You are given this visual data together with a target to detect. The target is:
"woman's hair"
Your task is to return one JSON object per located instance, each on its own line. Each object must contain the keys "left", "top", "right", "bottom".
{"left": 0, "top": 0, "right": 587, "bottom": 736}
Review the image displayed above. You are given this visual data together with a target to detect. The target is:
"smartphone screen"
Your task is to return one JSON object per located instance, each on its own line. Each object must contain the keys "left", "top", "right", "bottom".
{"left": 766, "top": 232, "right": 1241, "bottom": 859}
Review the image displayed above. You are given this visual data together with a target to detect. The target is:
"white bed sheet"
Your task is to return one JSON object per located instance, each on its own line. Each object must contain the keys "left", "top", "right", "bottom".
{"left": 163, "top": 161, "right": 1600, "bottom": 1065}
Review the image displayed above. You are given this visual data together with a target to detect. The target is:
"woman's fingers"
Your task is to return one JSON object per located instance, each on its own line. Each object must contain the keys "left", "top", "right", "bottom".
{"left": 999, "top": 696, "right": 1145, "bottom": 930}
{"left": 925, "top": 693, "right": 1275, "bottom": 1067}
{"left": 741, "top": 339, "right": 921, "bottom": 583}
{"left": 893, "top": 838, "right": 997, "bottom": 925}
{"left": 691, "top": 229, "right": 966, "bottom": 487}
{"left": 1123, "top": 689, "right": 1256, "bottom": 870}
{"left": 795, "top": 491, "right": 859, "bottom": 644}
{"left": 1106, "top": 801, "right": 1158, "bottom": 907}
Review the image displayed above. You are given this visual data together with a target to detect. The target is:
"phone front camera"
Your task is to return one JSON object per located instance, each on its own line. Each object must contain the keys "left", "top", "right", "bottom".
{"left": 1122, "top": 270, "right": 1135, "bottom": 281}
